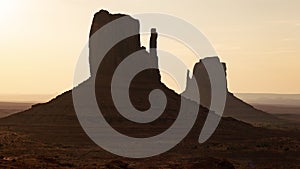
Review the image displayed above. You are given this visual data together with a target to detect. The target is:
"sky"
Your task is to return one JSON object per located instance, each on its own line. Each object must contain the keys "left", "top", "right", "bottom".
{"left": 0, "top": 0, "right": 300, "bottom": 102}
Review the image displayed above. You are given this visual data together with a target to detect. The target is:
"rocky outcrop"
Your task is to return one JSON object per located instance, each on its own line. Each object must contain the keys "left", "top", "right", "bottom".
{"left": 89, "top": 10, "right": 141, "bottom": 77}
{"left": 184, "top": 58, "right": 282, "bottom": 125}
{"left": 90, "top": 10, "right": 161, "bottom": 87}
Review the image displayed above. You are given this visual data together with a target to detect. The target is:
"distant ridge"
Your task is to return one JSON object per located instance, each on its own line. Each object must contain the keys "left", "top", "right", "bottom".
{"left": 0, "top": 94, "right": 55, "bottom": 103}
{"left": 235, "top": 93, "right": 300, "bottom": 106}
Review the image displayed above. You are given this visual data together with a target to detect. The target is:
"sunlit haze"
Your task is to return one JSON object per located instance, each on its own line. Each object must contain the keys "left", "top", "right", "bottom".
{"left": 1, "top": 0, "right": 300, "bottom": 102}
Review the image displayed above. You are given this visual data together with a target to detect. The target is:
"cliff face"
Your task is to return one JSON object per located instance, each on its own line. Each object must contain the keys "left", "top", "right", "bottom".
{"left": 89, "top": 10, "right": 141, "bottom": 77}
{"left": 89, "top": 10, "right": 161, "bottom": 86}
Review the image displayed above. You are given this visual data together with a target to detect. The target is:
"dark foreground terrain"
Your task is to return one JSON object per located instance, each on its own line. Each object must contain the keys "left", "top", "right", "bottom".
{"left": 0, "top": 123, "right": 299, "bottom": 169}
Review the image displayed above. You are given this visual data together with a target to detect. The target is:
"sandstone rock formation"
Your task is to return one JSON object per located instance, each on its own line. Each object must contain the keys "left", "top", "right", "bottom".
{"left": 0, "top": 9, "right": 299, "bottom": 169}
{"left": 184, "top": 59, "right": 282, "bottom": 126}
{"left": 0, "top": 9, "right": 282, "bottom": 143}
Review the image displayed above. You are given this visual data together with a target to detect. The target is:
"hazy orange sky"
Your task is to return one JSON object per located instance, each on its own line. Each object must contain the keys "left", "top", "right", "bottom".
{"left": 0, "top": 0, "right": 300, "bottom": 102}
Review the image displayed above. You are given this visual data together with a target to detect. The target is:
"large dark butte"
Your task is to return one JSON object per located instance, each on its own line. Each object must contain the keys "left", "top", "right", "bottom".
{"left": 0, "top": 10, "right": 299, "bottom": 168}
{"left": 184, "top": 60, "right": 290, "bottom": 128}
